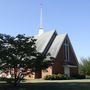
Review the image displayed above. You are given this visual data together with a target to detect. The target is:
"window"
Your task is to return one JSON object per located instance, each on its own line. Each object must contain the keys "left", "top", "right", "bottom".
{"left": 64, "top": 38, "right": 70, "bottom": 62}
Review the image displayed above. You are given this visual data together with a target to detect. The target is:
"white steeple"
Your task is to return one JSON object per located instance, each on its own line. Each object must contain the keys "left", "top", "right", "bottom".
{"left": 38, "top": 4, "right": 44, "bottom": 36}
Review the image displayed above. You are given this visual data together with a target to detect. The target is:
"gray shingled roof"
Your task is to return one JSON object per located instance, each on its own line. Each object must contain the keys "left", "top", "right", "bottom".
{"left": 48, "top": 33, "right": 67, "bottom": 58}
{"left": 35, "top": 30, "right": 67, "bottom": 58}
{"left": 35, "top": 31, "right": 56, "bottom": 53}
{"left": 35, "top": 31, "right": 78, "bottom": 65}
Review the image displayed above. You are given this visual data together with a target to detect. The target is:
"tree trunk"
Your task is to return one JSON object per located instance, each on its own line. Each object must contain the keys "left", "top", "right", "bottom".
{"left": 14, "top": 67, "right": 18, "bottom": 86}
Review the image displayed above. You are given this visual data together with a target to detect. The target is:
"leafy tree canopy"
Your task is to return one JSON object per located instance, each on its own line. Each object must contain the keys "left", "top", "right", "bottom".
{"left": 79, "top": 57, "right": 90, "bottom": 75}
{"left": 0, "top": 33, "right": 54, "bottom": 85}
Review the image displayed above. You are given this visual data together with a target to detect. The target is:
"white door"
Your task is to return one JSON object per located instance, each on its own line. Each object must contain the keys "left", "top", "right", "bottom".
{"left": 64, "top": 66, "right": 70, "bottom": 77}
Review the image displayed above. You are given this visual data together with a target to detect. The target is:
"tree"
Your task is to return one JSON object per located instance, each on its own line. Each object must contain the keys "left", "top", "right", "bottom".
{"left": 79, "top": 57, "right": 90, "bottom": 75}
{"left": 0, "top": 34, "right": 54, "bottom": 85}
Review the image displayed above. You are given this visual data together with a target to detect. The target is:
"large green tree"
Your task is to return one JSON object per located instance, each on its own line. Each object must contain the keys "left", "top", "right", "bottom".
{"left": 79, "top": 57, "right": 90, "bottom": 75}
{"left": 0, "top": 34, "right": 54, "bottom": 85}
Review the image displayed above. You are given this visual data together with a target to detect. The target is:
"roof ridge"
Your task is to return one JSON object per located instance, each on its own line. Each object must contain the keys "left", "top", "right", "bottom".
{"left": 36, "top": 30, "right": 57, "bottom": 53}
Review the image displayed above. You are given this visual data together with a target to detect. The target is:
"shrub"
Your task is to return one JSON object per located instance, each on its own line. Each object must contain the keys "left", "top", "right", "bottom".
{"left": 44, "top": 75, "right": 52, "bottom": 80}
{"left": 60, "top": 74, "right": 69, "bottom": 80}
{"left": 71, "top": 74, "right": 86, "bottom": 79}
{"left": 44, "top": 74, "right": 69, "bottom": 80}
{"left": 0, "top": 77, "right": 7, "bottom": 81}
{"left": 76, "top": 74, "right": 86, "bottom": 79}
{"left": 0, "top": 77, "right": 15, "bottom": 83}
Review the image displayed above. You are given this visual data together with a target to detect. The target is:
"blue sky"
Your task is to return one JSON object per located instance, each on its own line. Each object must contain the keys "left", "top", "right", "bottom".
{"left": 0, "top": 0, "right": 90, "bottom": 61}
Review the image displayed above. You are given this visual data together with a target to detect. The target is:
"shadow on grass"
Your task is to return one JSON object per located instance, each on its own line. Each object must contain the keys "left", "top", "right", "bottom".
{"left": 0, "top": 82, "right": 90, "bottom": 90}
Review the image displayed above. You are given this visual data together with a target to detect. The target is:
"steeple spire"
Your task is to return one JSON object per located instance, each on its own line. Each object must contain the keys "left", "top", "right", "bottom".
{"left": 38, "top": 4, "right": 44, "bottom": 36}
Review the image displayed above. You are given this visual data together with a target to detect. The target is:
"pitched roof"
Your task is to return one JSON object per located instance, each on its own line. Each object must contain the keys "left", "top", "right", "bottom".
{"left": 35, "top": 30, "right": 57, "bottom": 53}
{"left": 48, "top": 33, "right": 67, "bottom": 58}
{"left": 35, "top": 31, "right": 78, "bottom": 64}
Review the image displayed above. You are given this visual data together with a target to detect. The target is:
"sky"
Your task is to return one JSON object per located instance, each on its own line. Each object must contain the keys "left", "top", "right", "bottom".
{"left": 0, "top": 0, "right": 90, "bottom": 62}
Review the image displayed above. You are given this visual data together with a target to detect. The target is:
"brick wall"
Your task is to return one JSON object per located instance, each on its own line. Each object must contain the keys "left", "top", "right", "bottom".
{"left": 52, "top": 45, "right": 64, "bottom": 74}
{"left": 42, "top": 66, "right": 52, "bottom": 78}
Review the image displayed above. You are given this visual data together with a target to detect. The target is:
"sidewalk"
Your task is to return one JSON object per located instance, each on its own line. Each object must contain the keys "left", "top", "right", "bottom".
{"left": 24, "top": 79, "right": 90, "bottom": 83}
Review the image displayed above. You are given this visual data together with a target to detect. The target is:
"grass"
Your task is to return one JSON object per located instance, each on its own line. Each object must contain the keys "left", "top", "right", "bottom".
{"left": 0, "top": 79, "right": 90, "bottom": 90}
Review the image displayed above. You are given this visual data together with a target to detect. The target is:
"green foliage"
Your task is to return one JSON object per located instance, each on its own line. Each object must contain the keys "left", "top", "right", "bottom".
{"left": 0, "top": 77, "right": 14, "bottom": 83}
{"left": 76, "top": 74, "right": 86, "bottom": 79}
{"left": 0, "top": 34, "right": 36, "bottom": 68}
{"left": 71, "top": 74, "right": 86, "bottom": 79}
{"left": 0, "top": 33, "right": 54, "bottom": 85}
{"left": 31, "top": 53, "right": 54, "bottom": 72}
{"left": 79, "top": 57, "right": 90, "bottom": 75}
{"left": 44, "top": 74, "right": 69, "bottom": 80}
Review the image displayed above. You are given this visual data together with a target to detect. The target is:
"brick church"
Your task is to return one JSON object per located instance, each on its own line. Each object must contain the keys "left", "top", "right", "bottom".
{"left": 35, "top": 30, "right": 78, "bottom": 79}
{"left": 25, "top": 6, "right": 78, "bottom": 79}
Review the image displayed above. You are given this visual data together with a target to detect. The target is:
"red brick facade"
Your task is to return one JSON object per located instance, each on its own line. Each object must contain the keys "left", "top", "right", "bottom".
{"left": 41, "top": 40, "right": 78, "bottom": 78}
{"left": 25, "top": 32, "right": 79, "bottom": 79}
{"left": 52, "top": 45, "right": 64, "bottom": 74}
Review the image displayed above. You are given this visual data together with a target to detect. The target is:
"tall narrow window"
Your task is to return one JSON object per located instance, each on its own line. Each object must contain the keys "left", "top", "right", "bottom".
{"left": 64, "top": 38, "right": 69, "bottom": 62}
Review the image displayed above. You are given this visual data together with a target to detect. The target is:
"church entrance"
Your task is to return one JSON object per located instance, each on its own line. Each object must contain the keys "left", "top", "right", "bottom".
{"left": 64, "top": 66, "right": 70, "bottom": 77}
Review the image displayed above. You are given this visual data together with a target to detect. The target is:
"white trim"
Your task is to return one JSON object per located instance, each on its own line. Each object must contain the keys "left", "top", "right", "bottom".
{"left": 63, "top": 65, "right": 78, "bottom": 68}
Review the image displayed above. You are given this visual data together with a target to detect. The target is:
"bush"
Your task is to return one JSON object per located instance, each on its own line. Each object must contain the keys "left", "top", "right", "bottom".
{"left": 71, "top": 74, "right": 86, "bottom": 79}
{"left": 44, "top": 74, "right": 69, "bottom": 80}
{"left": 76, "top": 74, "right": 86, "bottom": 79}
{"left": 0, "top": 77, "right": 14, "bottom": 83}
{"left": 0, "top": 77, "right": 7, "bottom": 81}
{"left": 44, "top": 75, "right": 52, "bottom": 80}
{"left": 60, "top": 74, "right": 69, "bottom": 80}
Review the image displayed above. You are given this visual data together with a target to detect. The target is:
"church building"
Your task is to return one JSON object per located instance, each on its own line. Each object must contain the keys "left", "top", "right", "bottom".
{"left": 35, "top": 30, "right": 78, "bottom": 78}
{"left": 25, "top": 5, "right": 79, "bottom": 79}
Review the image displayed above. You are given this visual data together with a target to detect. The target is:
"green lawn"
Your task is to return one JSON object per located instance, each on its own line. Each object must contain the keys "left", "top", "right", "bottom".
{"left": 0, "top": 80, "right": 90, "bottom": 90}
